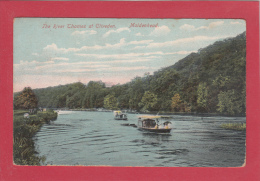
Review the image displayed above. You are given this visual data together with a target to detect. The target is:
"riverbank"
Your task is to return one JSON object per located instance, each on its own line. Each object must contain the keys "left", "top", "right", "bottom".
{"left": 13, "top": 109, "right": 58, "bottom": 165}
{"left": 55, "top": 108, "right": 245, "bottom": 117}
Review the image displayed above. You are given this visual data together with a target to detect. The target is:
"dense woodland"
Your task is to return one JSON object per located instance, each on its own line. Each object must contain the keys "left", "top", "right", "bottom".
{"left": 14, "top": 32, "right": 246, "bottom": 116}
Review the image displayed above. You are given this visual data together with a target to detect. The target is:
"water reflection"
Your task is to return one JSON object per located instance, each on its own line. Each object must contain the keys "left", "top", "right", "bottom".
{"left": 137, "top": 132, "right": 172, "bottom": 148}
{"left": 142, "top": 132, "right": 171, "bottom": 141}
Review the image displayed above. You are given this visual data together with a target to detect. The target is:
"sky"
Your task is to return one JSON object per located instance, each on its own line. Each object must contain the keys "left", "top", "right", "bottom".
{"left": 13, "top": 18, "right": 246, "bottom": 92}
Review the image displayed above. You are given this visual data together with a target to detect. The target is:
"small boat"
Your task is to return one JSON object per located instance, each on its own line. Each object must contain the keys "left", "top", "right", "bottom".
{"left": 137, "top": 116, "right": 172, "bottom": 133}
{"left": 114, "top": 111, "right": 128, "bottom": 120}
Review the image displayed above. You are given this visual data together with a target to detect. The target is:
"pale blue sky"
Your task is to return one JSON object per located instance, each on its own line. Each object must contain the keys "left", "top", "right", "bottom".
{"left": 13, "top": 18, "right": 246, "bottom": 92}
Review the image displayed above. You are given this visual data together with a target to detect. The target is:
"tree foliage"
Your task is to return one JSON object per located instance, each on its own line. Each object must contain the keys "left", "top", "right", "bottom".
{"left": 197, "top": 83, "right": 208, "bottom": 112}
{"left": 217, "top": 90, "right": 243, "bottom": 115}
{"left": 171, "top": 93, "right": 181, "bottom": 112}
{"left": 139, "top": 91, "right": 158, "bottom": 112}
{"left": 14, "top": 87, "right": 38, "bottom": 109}
{"left": 104, "top": 94, "right": 118, "bottom": 110}
{"left": 171, "top": 93, "right": 191, "bottom": 112}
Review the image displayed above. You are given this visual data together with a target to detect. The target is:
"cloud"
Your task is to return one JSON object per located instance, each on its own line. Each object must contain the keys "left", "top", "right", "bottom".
{"left": 103, "top": 27, "right": 130, "bottom": 37}
{"left": 128, "top": 40, "right": 154, "bottom": 45}
{"left": 43, "top": 38, "right": 127, "bottom": 53}
{"left": 165, "top": 50, "right": 197, "bottom": 55}
{"left": 135, "top": 32, "right": 144, "bottom": 36}
{"left": 32, "top": 53, "right": 39, "bottom": 56}
{"left": 195, "top": 21, "right": 224, "bottom": 30}
{"left": 102, "top": 38, "right": 126, "bottom": 49}
{"left": 43, "top": 37, "right": 195, "bottom": 55}
{"left": 180, "top": 21, "right": 224, "bottom": 31}
{"left": 52, "top": 64, "right": 111, "bottom": 73}
{"left": 15, "top": 60, "right": 54, "bottom": 66}
{"left": 14, "top": 60, "right": 55, "bottom": 73}
{"left": 108, "top": 66, "right": 154, "bottom": 72}
{"left": 58, "top": 66, "right": 154, "bottom": 73}
{"left": 15, "top": 59, "right": 155, "bottom": 76}
{"left": 43, "top": 43, "right": 59, "bottom": 51}
{"left": 71, "top": 30, "right": 97, "bottom": 36}
{"left": 112, "top": 57, "right": 157, "bottom": 63}
{"left": 149, "top": 25, "right": 170, "bottom": 36}
{"left": 132, "top": 45, "right": 146, "bottom": 50}
{"left": 230, "top": 21, "right": 245, "bottom": 25}
{"left": 14, "top": 59, "right": 113, "bottom": 75}
{"left": 43, "top": 43, "right": 78, "bottom": 54}
{"left": 200, "top": 21, "right": 223, "bottom": 30}
{"left": 135, "top": 35, "right": 229, "bottom": 49}
{"left": 51, "top": 57, "right": 69, "bottom": 61}
{"left": 76, "top": 51, "right": 163, "bottom": 60}
{"left": 180, "top": 24, "right": 196, "bottom": 31}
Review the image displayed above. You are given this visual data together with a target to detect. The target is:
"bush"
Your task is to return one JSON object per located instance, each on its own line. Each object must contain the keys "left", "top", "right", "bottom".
{"left": 13, "top": 109, "right": 58, "bottom": 165}
{"left": 37, "top": 110, "right": 58, "bottom": 123}
{"left": 220, "top": 123, "right": 246, "bottom": 131}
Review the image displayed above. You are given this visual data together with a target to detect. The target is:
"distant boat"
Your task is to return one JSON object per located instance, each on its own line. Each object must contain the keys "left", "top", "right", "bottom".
{"left": 137, "top": 115, "right": 172, "bottom": 133}
{"left": 114, "top": 111, "right": 128, "bottom": 120}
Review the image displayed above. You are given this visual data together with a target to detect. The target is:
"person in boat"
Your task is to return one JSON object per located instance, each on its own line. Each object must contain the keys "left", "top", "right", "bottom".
{"left": 154, "top": 119, "right": 160, "bottom": 129}
{"left": 163, "top": 121, "right": 171, "bottom": 129}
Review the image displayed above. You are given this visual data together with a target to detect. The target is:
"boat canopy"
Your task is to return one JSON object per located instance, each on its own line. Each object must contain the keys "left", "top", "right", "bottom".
{"left": 160, "top": 116, "right": 172, "bottom": 119}
{"left": 114, "top": 111, "right": 122, "bottom": 115}
{"left": 138, "top": 115, "right": 161, "bottom": 120}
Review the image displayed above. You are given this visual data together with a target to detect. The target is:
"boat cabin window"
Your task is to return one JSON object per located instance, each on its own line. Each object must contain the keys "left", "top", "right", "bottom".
{"left": 142, "top": 119, "right": 156, "bottom": 128}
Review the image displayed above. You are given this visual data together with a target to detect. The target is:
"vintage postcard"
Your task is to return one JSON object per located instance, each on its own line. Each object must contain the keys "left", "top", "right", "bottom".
{"left": 13, "top": 18, "right": 246, "bottom": 167}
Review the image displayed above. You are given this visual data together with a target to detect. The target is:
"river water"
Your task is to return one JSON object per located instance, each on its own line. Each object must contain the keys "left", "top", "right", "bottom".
{"left": 34, "top": 111, "right": 246, "bottom": 167}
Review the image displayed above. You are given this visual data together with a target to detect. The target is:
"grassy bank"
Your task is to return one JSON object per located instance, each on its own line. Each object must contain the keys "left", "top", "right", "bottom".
{"left": 13, "top": 109, "right": 58, "bottom": 165}
{"left": 221, "top": 123, "right": 246, "bottom": 131}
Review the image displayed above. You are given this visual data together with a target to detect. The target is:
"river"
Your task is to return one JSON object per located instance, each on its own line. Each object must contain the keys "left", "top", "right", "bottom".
{"left": 34, "top": 111, "right": 246, "bottom": 167}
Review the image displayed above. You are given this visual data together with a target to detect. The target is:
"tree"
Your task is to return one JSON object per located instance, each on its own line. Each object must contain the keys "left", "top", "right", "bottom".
{"left": 171, "top": 93, "right": 181, "bottom": 112}
{"left": 82, "top": 81, "right": 106, "bottom": 108}
{"left": 128, "top": 77, "right": 145, "bottom": 111}
{"left": 212, "top": 75, "right": 231, "bottom": 91}
{"left": 197, "top": 83, "right": 208, "bottom": 112}
{"left": 139, "top": 91, "right": 158, "bottom": 112}
{"left": 56, "top": 94, "right": 67, "bottom": 108}
{"left": 14, "top": 87, "right": 38, "bottom": 109}
{"left": 66, "top": 92, "right": 82, "bottom": 109}
{"left": 117, "top": 94, "right": 130, "bottom": 109}
{"left": 104, "top": 94, "right": 118, "bottom": 110}
{"left": 217, "top": 90, "right": 242, "bottom": 115}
